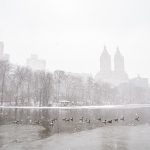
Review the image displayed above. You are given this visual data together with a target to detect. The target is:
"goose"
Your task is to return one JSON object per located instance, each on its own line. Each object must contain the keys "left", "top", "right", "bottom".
{"left": 86, "top": 119, "right": 90, "bottom": 124}
{"left": 12, "top": 120, "right": 20, "bottom": 124}
{"left": 34, "top": 120, "right": 41, "bottom": 125}
{"left": 97, "top": 118, "right": 101, "bottom": 121}
{"left": 114, "top": 118, "right": 119, "bottom": 122}
{"left": 51, "top": 118, "right": 57, "bottom": 123}
{"left": 70, "top": 117, "right": 73, "bottom": 121}
{"left": 49, "top": 121, "right": 54, "bottom": 126}
{"left": 51, "top": 119, "right": 55, "bottom": 123}
{"left": 107, "top": 120, "right": 112, "bottom": 124}
{"left": 135, "top": 116, "right": 140, "bottom": 121}
{"left": 120, "top": 116, "right": 124, "bottom": 121}
{"left": 79, "top": 117, "right": 84, "bottom": 122}
{"left": 102, "top": 120, "right": 107, "bottom": 124}
{"left": 62, "top": 118, "right": 70, "bottom": 122}
{"left": 65, "top": 118, "right": 70, "bottom": 122}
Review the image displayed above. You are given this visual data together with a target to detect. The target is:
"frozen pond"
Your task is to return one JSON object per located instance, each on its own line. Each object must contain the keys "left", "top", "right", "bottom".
{"left": 0, "top": 104, "right": 150, "bottom": 150}
{"left": 0, "top": 124, "right": 150, "bottom": 150}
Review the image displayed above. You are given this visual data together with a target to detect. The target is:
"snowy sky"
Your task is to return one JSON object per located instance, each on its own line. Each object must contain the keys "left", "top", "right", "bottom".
{"left": 0, "top": 0, "right": 150, "bottom": 78}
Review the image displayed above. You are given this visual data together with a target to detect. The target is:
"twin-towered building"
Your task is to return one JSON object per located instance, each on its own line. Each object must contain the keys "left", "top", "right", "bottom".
{"left": 95, "top": 46, "right": 128, "bottom": 86}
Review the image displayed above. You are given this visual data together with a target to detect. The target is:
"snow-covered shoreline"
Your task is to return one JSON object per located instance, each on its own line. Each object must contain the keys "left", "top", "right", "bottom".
{"left": 0, "top": 104, "right": 150, "bottom": 109}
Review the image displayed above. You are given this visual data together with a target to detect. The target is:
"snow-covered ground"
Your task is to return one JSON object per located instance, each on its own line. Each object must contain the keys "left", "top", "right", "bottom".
{"left": 0, "top": 124, "right": 150, "bottom": 150}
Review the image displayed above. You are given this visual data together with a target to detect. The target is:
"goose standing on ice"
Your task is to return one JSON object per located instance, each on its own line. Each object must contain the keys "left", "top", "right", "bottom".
{"left": 86, "top": 119, "right": 90, "bottom": 124}
{"left": 12, "top": 120, "right": 20, "bottom": 124}
{"left": 70, "top": 117, "right": 73, "bottom": 121}
{"left": 49, "top": 121, "right": 54, "bottom": 127}
{"left": 120, "top": 116, "right": 124, "bottom": 121}
{"left": 135, "top": 114, "right": 140, "bottom": 121}
{"left": 102, "top": 120, "right": 107, "bottom": 125}
{"left": 107, "top": 120, "right": 112, "bottom": 124}
{"left": 97, "top": 118, "right": 101, "bottom": 121}
{"left": 114, "top": 118, "right": 118, "bottom": 122}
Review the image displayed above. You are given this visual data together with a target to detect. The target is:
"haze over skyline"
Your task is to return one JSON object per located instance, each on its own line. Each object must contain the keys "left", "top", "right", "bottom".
{"left": 0, "top": 0, "right": 150, "bottom": 78}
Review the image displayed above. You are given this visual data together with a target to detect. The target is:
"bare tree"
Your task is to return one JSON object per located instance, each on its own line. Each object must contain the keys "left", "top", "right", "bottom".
{"left": 0, "top": 60, "right": 10, "bottom": 105}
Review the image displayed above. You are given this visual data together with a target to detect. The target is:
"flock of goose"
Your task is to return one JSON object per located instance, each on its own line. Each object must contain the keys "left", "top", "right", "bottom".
{"left": 12, "top": 114, "right": 140, "bottom": 127}
{"left": 60, "top": 115, "right": 140, "bottom": 125}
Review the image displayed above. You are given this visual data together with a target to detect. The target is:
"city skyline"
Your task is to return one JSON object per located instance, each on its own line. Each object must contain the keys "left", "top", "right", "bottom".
{"left": 0, "top": 41, "right": 150, "bottom": 81}
{"left": 0, "top": 0, "right": 150, "bottom": 78}
{"left": 0, "top": 1, "right": 150, "bottom": 149}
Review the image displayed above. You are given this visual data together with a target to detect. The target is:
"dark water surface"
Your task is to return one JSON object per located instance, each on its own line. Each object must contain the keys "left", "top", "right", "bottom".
{"left": 0, "top": 105, "right": 150, "bottom": 150}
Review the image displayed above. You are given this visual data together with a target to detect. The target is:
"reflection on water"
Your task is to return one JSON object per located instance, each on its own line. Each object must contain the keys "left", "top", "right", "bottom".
{"left": 0, "top": 106, "right": 150, "bottom": 150}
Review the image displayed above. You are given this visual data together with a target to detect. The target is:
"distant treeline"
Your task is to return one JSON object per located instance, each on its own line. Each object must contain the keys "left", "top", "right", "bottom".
{"left": 0, "top": 60, "right": 150, "bottom": 106}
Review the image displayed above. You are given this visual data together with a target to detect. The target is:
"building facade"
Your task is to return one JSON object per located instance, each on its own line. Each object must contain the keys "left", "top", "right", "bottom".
{"left": 26, "top": 54, "right": 46, "bottom": 71}
{"left": 0, "top": 41, "right": 10, "bottom": 61}
{"left": 95, "top": 46, "right": 128, "bottom": 86}
{"left": 130, "top": 76, "right": 149, "bottom": 88}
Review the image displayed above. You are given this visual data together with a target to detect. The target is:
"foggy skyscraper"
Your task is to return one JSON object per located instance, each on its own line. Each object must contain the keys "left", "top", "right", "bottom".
{"left": 95, "top": 46, "right": 128, "bottom": 86}
{"left": 100, "top": 46, "right": 111, "bottom": 73}
{"left": 0, "top": 41, "right": 9, "bottom": 61}
{"left": 0, "top": 41, "right": 4, "bottom": 57}
{"left": 114, "top": 47, "right": 125, "bottom": 73}
{"left": 26, "top": 54, "right": 46, "bottom": 71}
